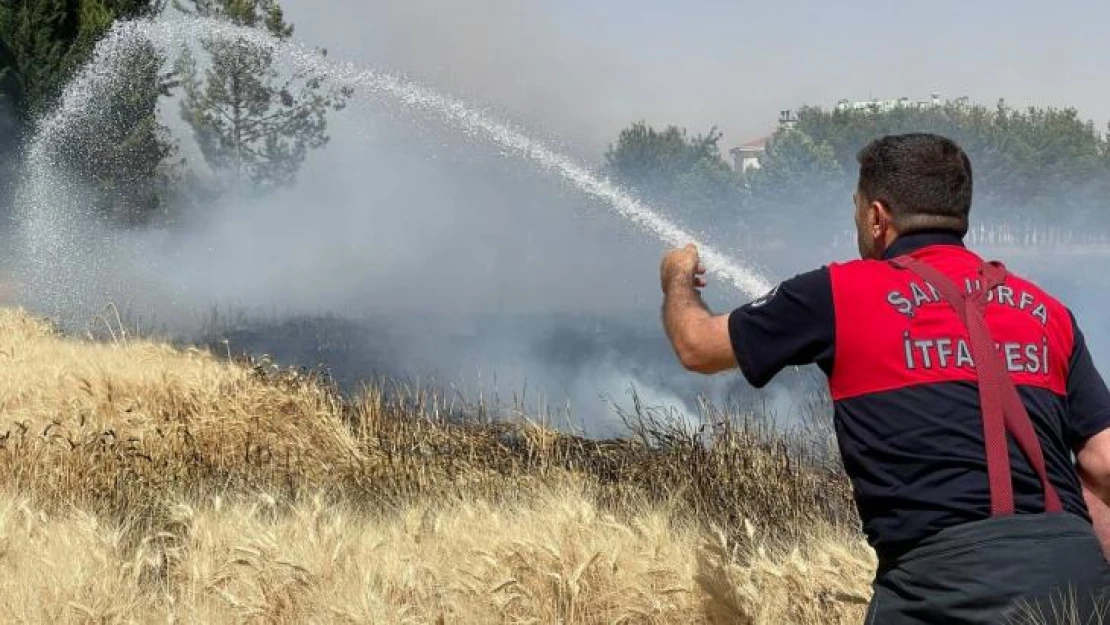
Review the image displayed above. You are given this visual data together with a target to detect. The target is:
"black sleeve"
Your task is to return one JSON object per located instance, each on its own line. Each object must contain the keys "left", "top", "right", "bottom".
{"left": 1065, "top": 310, "right": 1110, "bottom": 448}
{"left": 728, "top": 266, "right": 835, "bottom": 388}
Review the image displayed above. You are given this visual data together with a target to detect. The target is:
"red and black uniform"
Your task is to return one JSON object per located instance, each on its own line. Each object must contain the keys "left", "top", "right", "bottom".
{"left": 729, "top": 231, "right": 1110, "bottom": 621}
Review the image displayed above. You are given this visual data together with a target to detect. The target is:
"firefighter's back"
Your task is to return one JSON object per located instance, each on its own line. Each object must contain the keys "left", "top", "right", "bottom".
{"left": 827, "top": 243, "right": 1110, "bottom": 623}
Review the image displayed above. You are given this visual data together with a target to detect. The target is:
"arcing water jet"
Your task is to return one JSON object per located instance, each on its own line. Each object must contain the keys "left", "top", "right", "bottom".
{"left": 16, "top": 12, "right": 774, "bottom": 324}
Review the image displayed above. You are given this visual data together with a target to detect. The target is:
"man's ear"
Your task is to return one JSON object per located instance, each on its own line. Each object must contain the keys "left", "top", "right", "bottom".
{"left": 872, "top": 200, "right": 894, "bottom": 235}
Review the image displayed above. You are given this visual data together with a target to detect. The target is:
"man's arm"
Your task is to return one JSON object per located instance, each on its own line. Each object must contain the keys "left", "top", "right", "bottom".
{"left": 1079, "top": 432, "right": 1110, "bottom": 502}
{"left": 660, "top": 244, "right": 736, "bottom": 374}
{"left": 1078, "top": 432, "right": 1110, "bottom": 559}
{"left": 1077, "top": 424, "right": 1110, "bottom": 560}
{"left": 659, "top": 244, "right": 835, "bottom": 384}
{"left": 1064, "top": 310, "right": 1110, "bottom": 557}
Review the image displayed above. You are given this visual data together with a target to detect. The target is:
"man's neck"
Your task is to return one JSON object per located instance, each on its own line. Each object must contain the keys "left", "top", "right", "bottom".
{"left": 882, "top": 230, "right": 965, "bottom": 260}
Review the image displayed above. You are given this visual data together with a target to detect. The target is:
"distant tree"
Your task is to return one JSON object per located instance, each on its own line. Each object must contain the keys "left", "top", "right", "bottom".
{"left": 746, "top": 129, "right": 843, "bottom": 203}
{"left": 744, "top": 128, "right": 846, "bottom": 236}
{"left": 791, "top": 100, "right": 1109, "bottom": 228}
{"left": 604, "top": 122, "right": 746, "bottom": 226}
{"left": 175, "top": 0, "right": 351, "bottom": 195}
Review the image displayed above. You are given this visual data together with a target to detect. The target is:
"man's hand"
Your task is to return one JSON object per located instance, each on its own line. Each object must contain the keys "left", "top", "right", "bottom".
{"left": 661, "top": 243, "right": 707, "bottom": 293}
{"left": 659, "top": 244, "right": 735, "bottom": 374}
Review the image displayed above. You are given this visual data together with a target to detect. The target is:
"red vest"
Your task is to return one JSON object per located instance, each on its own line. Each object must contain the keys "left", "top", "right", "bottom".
{"left": 828, "top": 244, "right": 1073, "bottom": 403}
{"left": 822, "top": 241, "right": 1081, "bottom": 557}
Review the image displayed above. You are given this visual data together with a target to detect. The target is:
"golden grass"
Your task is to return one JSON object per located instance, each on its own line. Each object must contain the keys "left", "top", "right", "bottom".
{"left": 0, "top": 308, "right": 359, "bottom": 515}
{"left": 0, "top": 489, "right": 873, "bottom": 624}
{"left": 0, "top": 306, "right": 875, "bottom": 623}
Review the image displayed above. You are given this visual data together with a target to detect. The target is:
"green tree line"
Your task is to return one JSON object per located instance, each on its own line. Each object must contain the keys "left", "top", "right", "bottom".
{"left": 606, "top": 100, "right": 1110, "bottom": 243}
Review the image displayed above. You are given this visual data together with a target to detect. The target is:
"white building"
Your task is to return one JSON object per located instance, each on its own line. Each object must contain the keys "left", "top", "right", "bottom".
{"left": 835, "top": 92, "right": 943, "bottom": 112}
{"left": 728, "top": 110, "right": 795, "bottom": 173}
{"left": 730, "top": 136, "right": 769, "bottom": 173}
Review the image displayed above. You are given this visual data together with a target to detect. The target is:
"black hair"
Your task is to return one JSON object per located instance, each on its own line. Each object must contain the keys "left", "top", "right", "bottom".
{"left": 856, "top": 133, "right": 973, "bottom": 235}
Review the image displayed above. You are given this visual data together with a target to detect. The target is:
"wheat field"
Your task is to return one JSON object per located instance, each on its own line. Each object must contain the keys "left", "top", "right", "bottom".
{"left": 0, "top": 306, "right": 875, "bottom": 624}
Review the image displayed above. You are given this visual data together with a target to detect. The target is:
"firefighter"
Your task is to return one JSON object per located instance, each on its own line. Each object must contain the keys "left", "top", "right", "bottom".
{"left": 660, "top": 133, "right": 1110, "bottom": 623}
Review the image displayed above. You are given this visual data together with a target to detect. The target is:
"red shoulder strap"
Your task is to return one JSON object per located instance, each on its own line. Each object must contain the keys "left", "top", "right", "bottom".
{"left": 889, "top": 254, "right": 1062, "bottom": 516}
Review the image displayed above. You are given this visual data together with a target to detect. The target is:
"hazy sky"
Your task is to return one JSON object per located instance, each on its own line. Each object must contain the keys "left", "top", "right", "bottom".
{"left": 279, "top": 0, "right": 1110, "bottom": 160}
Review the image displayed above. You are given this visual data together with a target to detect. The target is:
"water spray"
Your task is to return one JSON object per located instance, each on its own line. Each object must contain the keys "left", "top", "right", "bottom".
{"left": 17, "top": 13, "right": 776, "bottom": 322}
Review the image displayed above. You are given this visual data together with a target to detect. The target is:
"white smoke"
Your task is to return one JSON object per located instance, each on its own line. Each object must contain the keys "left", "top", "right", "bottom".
{"left": 11, "top": 13, "right": 779, "bottom": 432}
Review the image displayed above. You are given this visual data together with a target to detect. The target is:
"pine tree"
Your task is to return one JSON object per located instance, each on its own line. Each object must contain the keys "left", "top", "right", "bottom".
{"left": 0, "top": 0, "right": 164, "bottom": 120}
{"left": 54, "top": 36, "right": 183, "bottom": 225}
{"left": 0, "top": 0, "right": 175, "bottom": 225}
{"left": 175, "top": 0, "right": 350, "bottom": 195}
